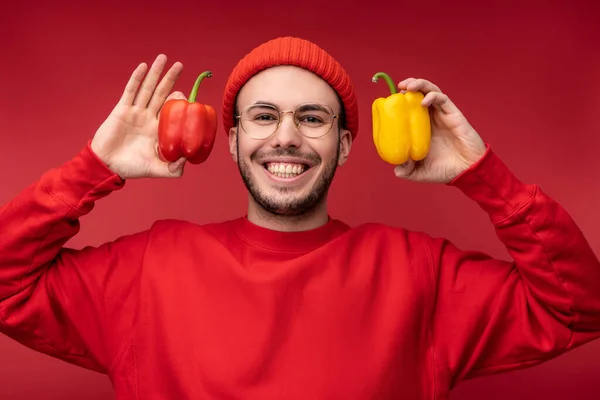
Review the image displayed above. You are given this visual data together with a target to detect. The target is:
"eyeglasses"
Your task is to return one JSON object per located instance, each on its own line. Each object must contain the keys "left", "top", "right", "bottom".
{"left": 235, "top": 102, "right": 341, "bottom": 139}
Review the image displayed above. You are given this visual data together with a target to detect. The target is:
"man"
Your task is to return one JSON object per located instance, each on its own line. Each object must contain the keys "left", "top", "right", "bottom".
{"left": 0, "top": 36, "right": 598, "bottom": 399}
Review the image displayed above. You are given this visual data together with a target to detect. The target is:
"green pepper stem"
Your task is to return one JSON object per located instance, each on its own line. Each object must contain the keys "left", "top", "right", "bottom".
{"left": 188, "top": 71, "right": 213, "bottom": 102}
{"left": 372, "top": 72, "right": 397, "bottom": 95}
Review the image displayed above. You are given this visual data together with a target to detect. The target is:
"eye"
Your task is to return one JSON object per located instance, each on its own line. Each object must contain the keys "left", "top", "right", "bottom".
{"left": 248, "top": 111, "right": 279, "bottom": 125}
{"left": 254, "top": 114, "right": 277, "bottom": 121}
{"left": 299, "top": 115, "right": 325, "bottom": 125}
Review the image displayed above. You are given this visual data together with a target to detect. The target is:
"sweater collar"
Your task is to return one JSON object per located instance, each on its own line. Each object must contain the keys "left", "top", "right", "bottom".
{"left": 235, "top": 215, "right": 350, "bottom": 253}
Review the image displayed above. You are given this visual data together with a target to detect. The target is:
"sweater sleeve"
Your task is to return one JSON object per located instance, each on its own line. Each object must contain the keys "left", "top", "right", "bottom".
{"left": 428, "top": 146, "right": 600, "bottom": 389}
{"left": 0, "top": 142, "right": 148, "bottom": 373}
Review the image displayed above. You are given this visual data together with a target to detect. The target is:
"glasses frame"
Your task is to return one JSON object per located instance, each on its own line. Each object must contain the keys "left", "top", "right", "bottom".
{"left": 234, "top": 102, "right": 342, "bottom": 140}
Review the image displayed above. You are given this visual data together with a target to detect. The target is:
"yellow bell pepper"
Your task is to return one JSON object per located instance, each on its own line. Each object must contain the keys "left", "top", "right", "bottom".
{"left": 371, "top": 72, "right": 431, "bottom": 165}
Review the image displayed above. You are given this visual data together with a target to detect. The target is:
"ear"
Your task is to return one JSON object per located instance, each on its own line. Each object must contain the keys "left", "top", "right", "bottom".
{"left": 228, "top": 126, "right": 238, "bottom": 162}
{"left": 337, "top": 128, "right": 353, "bottom": 166}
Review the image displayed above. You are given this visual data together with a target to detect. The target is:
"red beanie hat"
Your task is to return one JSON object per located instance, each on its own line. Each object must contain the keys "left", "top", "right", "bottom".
{"left": 221, "top": 36, "right": 359, "bottom": 139}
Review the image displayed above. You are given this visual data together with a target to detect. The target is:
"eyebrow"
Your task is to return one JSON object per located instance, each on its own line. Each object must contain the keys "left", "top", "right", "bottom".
{"left": 296, "top": 104, "right": 330, "bottom": 113}
{"left": 252, "top": 101, "right": 278, "bottom": 107}
{"left": 251, "top": 101, "right": 332, "bottom": 113}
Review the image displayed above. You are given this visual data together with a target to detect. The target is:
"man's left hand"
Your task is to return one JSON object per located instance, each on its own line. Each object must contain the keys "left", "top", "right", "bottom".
{"left": 393, "top": 78, "right": 487, "bottom": 184}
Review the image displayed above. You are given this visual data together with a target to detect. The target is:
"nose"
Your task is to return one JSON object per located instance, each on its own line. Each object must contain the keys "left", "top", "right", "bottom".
{"left": 268, "top": 112, "right": 303, "bottom": 148}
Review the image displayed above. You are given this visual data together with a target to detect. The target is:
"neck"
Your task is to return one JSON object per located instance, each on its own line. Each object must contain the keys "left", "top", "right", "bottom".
{"left": 246, "top": 195, "right": 329, "bottom": 232}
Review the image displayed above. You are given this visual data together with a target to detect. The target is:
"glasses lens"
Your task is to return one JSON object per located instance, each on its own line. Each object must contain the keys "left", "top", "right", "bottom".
{"left": 240, "top": 104, "right": 279, "bottom": 138}
{"left": 239, "top": 103, "right": 336, "bottom": 139}
{"left": 295, "top": 104, "right": 335, "bottom": 138}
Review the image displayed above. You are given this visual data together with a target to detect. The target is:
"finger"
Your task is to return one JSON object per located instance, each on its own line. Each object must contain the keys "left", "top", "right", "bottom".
{"left": 402, "top": 78, "right": 442, "bottom": 95}
{"left": 397, "top": 77, "right": 416, "bottom": 91}
{"left": 148, "top": 62, "right": 184, "bottom": 114}
{"left": 132, "top": 54, "right": 168, "bottom": 108}
{"left": 165, "top": 90, "right": 186, "bottom": 102}
{"left": 421, "top": 92, "right": 459, "bottom": 114}
{"left": 149, "top": 157, "right": 187, "bottom": 178}
{"left": 119, "top": 62, "right": 148, "bottom": 106}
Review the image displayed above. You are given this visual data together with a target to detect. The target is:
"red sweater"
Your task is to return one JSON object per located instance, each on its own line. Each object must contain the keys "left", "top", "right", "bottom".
{"left": 1, "top": 142, "right": 599, "bottom": 400}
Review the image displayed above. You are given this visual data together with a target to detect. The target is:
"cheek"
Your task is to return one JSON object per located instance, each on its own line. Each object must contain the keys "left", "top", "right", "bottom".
{"left": 312, "top": 140, "right": 339, "bottom": 164}
{"left": 236, "top": 138, "right": 261, "bottom": 161}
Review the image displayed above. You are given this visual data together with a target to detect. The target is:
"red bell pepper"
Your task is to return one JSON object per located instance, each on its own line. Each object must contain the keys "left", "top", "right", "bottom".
{"left": 158, "top": 71, "right": 218, "bottom": 165}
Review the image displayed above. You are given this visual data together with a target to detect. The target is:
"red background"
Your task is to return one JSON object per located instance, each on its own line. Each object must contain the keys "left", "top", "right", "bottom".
{"left": 1, "top": 0, "right": 599, "bottom": 398}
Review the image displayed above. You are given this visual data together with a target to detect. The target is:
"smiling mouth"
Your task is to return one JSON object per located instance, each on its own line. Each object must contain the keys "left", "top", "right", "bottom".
{"left": 263, "top": 162, "right": 311, "bottom": 179}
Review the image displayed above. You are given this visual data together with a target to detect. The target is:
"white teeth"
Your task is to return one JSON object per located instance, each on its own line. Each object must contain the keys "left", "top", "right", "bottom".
{"left": 266, "top": 162, "right": 307, "bottom": 178}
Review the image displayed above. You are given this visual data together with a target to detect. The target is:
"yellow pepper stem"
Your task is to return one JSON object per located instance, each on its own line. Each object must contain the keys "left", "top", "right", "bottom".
{"left": 372, "top": 72, "right": 398, "bottom": 95}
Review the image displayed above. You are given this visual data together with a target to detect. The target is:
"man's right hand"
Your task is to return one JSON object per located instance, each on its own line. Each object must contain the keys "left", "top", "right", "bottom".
{"left": 90, "top": 54, "right": 188, "bottom": 179}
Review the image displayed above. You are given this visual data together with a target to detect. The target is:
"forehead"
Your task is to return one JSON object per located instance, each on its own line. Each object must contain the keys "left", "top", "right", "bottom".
{"left": 236, "top": 66, "right": 340, "bottom": 110}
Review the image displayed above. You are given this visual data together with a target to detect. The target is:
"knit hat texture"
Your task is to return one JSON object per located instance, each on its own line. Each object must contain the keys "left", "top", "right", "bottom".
{"left": 221, "top": 36, "right": 359, "bottom": 139}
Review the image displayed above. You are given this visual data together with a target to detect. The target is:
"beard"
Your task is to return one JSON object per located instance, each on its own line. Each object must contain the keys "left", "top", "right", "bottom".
{"left": 237, "top": 135, "right": 340, "bottom": 217}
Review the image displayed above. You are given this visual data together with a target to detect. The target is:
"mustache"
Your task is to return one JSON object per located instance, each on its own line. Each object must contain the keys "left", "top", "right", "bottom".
{"left": 251, "top": 148, "right": 321, "bottom": 163}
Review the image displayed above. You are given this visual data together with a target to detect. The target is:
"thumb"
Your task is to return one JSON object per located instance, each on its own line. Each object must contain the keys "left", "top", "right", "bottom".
{"left": 166, "top": 157, "right": 187, "bottom": 177}
{"left": 148, "top": 157, "right": 187, "bottom": 178}
{"left": 394, "top": 159, "right": 419, "bottom": 180}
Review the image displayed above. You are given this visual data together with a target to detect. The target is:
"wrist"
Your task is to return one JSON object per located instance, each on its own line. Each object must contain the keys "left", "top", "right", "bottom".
{"left": 449, "top": 144, "right": 491, "bottom": 184}
{"left": 461, "top": 137, "right": 488, "bottom": 167}
{"left": 89, "top": 137, "right": 110, "bottom": 166}
{"left": 448, "top": 140, "right": 487, "bottom": 182}
{"left": 89, "top": 138, "right": 127, "bottom": 179}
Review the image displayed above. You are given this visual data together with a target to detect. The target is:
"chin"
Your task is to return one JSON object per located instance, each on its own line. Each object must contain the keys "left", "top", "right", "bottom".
{"left": 252, "top": 172, "right": 325, "bottom": 217}
{"left": 256, "top": 192, "right": 324, "bottom": 217}
{"left": 237, "top": 150, "right": 337, "bottom": 218}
